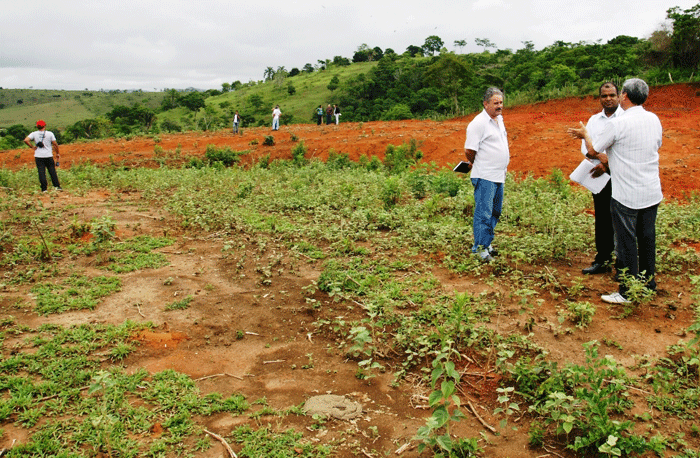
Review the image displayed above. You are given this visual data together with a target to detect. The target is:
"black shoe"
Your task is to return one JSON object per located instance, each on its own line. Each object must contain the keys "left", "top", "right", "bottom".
{"left": 582, "top": 262, "right": 612, "bottom": 275}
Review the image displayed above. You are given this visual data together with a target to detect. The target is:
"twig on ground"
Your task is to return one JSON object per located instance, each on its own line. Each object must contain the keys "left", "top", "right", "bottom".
{"left": 134, "top": 213, "right": 159, "bottom": 220}
{"left": 0, "top": 439, "right": 16, "bottom": 456}
{"left": 194, "top": 373, "right": 243, "bottom": 382}
{"left": 32, "top": 220, "right": 51, "bottom": 260}
{"left": 395, "top": 442, "right": 415, "bottom": 454}
{"left": 466, "top": 400, "right": 497, "bottom": 434}
{"left": 543, "top": 445, "right": 567, "bottom": 458}
{"left": 136, "top": 304, "right": 145, "bottom": 318}
{"left": 204, "top": 429, "right": 237, "bottom": 458}
{"left": 602, "top": 379, "right": 651, "bottom": 395}
{"left": 263, "top": 360, "right": 285, "bottom": 364}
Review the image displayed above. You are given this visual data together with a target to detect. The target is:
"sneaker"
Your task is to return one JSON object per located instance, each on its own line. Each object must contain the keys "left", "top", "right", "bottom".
{"left": 476, "top": 250, "right": 494, "bottom": 263}
{"left": 488, "top": 245, "right": 499, "bottom": 257}
{"left": 55, "top": 188, "right": 63, "bottom": 192}
{"left": 601, "top": 292, "right": 630, "bottom": 304}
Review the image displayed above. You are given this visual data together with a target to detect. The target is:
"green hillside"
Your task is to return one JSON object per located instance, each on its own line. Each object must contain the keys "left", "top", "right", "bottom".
{"left": 0, "top": 89, "right": 166, "bottom": 130}
{"left": 155, "top": 61, "right": 378, "bottom": 131}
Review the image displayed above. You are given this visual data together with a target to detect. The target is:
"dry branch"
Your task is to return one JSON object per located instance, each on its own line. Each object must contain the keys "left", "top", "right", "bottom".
{"left": 204, "top": 429, "right": 237, "bottom": 458}
{"left": 466, "top": 400, "right": 497, "bottom": 434}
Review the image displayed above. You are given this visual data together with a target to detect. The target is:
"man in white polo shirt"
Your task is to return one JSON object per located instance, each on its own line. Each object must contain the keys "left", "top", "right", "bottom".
{"left": 464, "top": 87, "right": 510, "bottom": 263}
{"left": 572, "top": 78, "right": 662, "bottom": 304}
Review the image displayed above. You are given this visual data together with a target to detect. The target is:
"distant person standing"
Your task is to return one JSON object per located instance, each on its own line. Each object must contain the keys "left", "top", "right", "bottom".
{"left": 578, "top": 82, "right": 623, "bottom": 275}
{"left": 272, "top": 105, "right": 281, "bottom": 131}
{"left": 334, "top": 104, "right": 341, "bottom": 125}
{"left": 23, "top": 120, "right": 62, "bottom": 193}
{"left": 316, "top": 105, "right": 323, "bottom": 125}
{"left": 232, "top": 110, "right": 241, "bottom": 134}
{"left": 569, "top": 78, "right": 663, "bottom": 304}
{"left": 325, "top": 104, "right": 333, "bottom": 125}
{"left": 464, "top": 87, "right": 510, "bottom": 263}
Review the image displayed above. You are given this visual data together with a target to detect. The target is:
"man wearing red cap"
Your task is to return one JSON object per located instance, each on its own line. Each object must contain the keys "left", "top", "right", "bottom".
{"left": 23, "top": 120, "right": 62, "bottom": 192}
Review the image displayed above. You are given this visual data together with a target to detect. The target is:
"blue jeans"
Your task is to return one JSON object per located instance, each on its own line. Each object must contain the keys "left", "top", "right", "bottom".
{"left": 272, "top": 118, "right": 279, "bottom": 130}
{"left": 471, "top": 178, "right": 503, "bottom": 253}
{"left": 611, "top": 198, "right": 658, "bottom": 295}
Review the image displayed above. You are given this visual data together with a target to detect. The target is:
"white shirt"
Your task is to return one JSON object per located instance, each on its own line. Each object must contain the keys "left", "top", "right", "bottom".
{"left": 272, "top": 108, "right": 281, "bottom": 119}
{"left": 581, "top": 106, "right": 624, "bottom": 161}
{"left": 593, "top": 106, "right": 663, "bottom": 209}
{"left": 28, "top": 130, "right": 56, "bottom": 159}
{"left": 464, "top": 109, "right": 510, "bottom": 183}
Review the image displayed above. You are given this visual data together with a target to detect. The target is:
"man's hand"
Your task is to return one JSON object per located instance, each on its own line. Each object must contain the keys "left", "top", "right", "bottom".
{"left": 464, "top": 148, "right": 476, "bottom": 164}
{"left": 567, "top": 121, "right": 587, "bottom": 140}
{"left": 590, "top": 163, "right": 607, "bottom": 178}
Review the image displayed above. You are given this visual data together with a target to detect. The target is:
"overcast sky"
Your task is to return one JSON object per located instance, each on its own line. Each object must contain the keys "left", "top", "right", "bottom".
{"left": 1, "top": 0, "right": 696, "bottom": 91}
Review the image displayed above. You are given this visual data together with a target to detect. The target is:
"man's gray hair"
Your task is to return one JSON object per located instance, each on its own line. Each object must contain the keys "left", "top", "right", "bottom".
{"left": 483, "top": 87, "right": 504, "bottom": 103}
{"left": 622, "top": 78, "right": 649, "bottom": 105}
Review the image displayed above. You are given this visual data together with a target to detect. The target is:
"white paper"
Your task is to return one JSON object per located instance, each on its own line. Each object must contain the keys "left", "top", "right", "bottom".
{"left": 569, "top": 159, "right": 610, "bottom": 194}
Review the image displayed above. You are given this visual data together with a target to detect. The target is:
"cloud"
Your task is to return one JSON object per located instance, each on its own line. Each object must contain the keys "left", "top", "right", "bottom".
{"left": 0, "top": 0, "right": 693, "bottom": 90}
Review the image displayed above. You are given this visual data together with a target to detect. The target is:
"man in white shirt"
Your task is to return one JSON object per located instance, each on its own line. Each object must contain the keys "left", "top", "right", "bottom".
{"left": 464, "top": 88, "right": 510, "bottom": 262}
{"left": 579, "top": 82, "right": 624, "bottom": 275}
{"left": 272, "top": 105, "right": 282, "bottom": 131}
{"left": 571, "top": 78, "right": 663, "bottom": 304}
{"left": 23, "top": 120, "right": 62, "bottom": 193}
{"left": 232, "top": 111, "right": 241, "bottom": 134}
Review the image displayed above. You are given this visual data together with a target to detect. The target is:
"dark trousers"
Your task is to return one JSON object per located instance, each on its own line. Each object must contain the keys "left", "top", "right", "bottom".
{"left": 592, "top": 180, "right": 615, "bottom": 264}
{"left": 317, "top": 115, "right": 322, "bottom": 125}
{"left": 35, "top": 157, "right": 61, "bottom": 191}
{"left": 611, "top": 198, "right": 658, "bottom": 295}
{"left": 326, "top": 114, "right": 332, "bottom": 124}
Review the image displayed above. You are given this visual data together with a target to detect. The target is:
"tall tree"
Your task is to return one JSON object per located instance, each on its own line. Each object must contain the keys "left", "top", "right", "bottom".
{"left": 454, "top": 39, "right": 467, "bottom": 53}
{"left": 263, "top": 66, "right": 275, "bottom": 81}
{"left": 422, "top": 35, "right": 444, "bottom": 56}
{"left": 475, "top": 38, "right": 496, "bottom": 52}
{"left": 666, "top": 4, "right": 700, "bottom": 68}
{"left": 423, "top": 53, "right": 473, "bottom": 113}
{"left": 179, "top": 92, "right": 206, "bottom": 112}
{"left": 405, "top": 45, "right": 424, "bottom": 57}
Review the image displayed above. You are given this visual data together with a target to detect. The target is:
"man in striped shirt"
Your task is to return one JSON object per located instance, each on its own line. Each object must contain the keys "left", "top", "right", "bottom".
{"left": 572, "top": 78, "right": 662, "bottom": 304}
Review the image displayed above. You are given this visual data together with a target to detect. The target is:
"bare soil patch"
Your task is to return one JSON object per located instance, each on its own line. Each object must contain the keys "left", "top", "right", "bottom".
{"left": 1, "top": 83, "right": 700, "bottom": 457}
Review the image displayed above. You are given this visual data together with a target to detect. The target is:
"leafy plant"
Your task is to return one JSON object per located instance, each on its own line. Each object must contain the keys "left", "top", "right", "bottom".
{"left": 415, "top": 351, "right": 481, "bottom": 457}
{"left": 566, "top": 301, "right": 596, "bottom": 328}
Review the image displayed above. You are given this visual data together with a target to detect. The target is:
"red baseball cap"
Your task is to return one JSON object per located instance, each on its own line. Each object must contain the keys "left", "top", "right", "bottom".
{"left": 36, "top": 120, "right": 46, "bottom": 128}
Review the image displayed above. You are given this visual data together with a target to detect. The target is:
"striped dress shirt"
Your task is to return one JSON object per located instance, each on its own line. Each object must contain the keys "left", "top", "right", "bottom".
{"left": 593, "top": 106, "right": 663, "bottom": 209}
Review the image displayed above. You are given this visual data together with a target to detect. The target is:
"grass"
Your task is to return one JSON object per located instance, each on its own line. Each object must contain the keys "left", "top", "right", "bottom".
{"left": 1, "top": 150, "right": 700, "bottom": 455}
